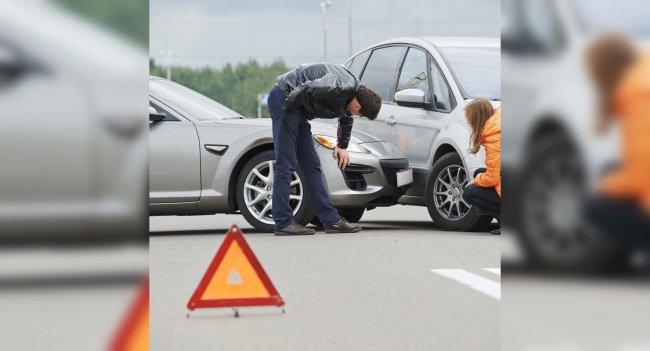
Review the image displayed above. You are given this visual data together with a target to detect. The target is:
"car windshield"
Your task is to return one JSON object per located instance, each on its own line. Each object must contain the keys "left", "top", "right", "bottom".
{"left": 149, "top": 78, "right": 244, "bottom": 121}
{"left": 438, "top": 47, "right": 501, "bottom": 101}
{"left": 571, "top": 0, "right": 650, "bottom": 37}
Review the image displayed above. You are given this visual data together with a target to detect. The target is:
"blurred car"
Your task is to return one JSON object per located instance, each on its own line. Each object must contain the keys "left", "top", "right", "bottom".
{"left": 502, "top": 0, "right": 649, "bottom": 270}
{"left": 0, "top": 2, "right": 147, "bottom": 241}
{"left": 339, "top": 37, "right": 500, "bottom": 231}
{"left": 149, "top": 77, "right": 411, "bottom": 232}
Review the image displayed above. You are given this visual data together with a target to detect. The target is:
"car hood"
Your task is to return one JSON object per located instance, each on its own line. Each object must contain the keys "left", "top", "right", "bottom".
{"left": 196, "top": 118, "right": 384, "bottom": 144}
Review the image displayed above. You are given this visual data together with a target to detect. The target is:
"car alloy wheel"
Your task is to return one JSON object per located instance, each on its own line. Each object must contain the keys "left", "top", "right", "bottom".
{"left": 243, "top": 160, "right": 303, "bottom": 225}
{"left": 433, "top": 165, "right": 471, "bottom": 221}
{"left": 425, "top": 152, "right": 492, "bottom": 231}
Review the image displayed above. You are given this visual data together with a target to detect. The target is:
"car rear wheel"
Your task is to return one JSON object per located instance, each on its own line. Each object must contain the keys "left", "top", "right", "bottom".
{"left": 236, "top": 150, "right": 314, "bottom": 232}
{"left": 426, "top": 152, "right": 493, "bottom": 231}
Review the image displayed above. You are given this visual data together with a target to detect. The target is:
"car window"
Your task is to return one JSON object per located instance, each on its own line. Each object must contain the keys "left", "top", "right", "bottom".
{"left": 429, "top": 58, "right": 454, "bottom": 111}
{"left": 438, "top": 47, "right": 500, "bottom": 101}
{"left": 360, "top": 46, "right": 406, "bottom": 102}
{"left": 346, "top": 50, "right": 370, "bottom": 78}
{"left": 524, "top": 0, "right": 564, "bottom": 52}
{"left": 345, "top": 58, "right": 353, "bottom": 69}
{"left": 503, "top": 0, "right": 564, "bottom": 54}
{"left": 396, "top": 48, "right": 431, "bottom": 104}
{"left": 571, "top": 0, "right": 650, "bottom": 36}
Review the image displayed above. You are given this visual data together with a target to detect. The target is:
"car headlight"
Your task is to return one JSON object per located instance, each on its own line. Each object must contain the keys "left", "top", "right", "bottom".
{"left": 313, "top": 134, "right": 368, "bottom": 154}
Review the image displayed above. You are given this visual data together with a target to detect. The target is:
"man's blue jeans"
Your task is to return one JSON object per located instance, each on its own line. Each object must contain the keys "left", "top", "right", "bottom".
{"left": 268, "top": 85, "right": 341, "bottom": 229}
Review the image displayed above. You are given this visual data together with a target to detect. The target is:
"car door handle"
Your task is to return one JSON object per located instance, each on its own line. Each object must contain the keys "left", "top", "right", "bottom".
{"left": 385, "top": 115, "right": 396, "bottom": 125}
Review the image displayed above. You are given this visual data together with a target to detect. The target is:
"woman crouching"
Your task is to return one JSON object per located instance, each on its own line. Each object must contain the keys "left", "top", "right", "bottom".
{"left": 462, "top": 98, "right": 501, "bottom": 235}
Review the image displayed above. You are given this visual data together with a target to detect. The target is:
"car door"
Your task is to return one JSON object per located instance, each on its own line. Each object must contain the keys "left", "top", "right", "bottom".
{"left": 0, "top": 38, "right": 92, "bottom": 213}
{"left": 391, "top": 47, "right": 456, "bottom": 169}
{"left": 352, "top": 45, "right": 407, "bottom": 144}
{"left": 149, "top": 98, "right": 202, "bottom": 203}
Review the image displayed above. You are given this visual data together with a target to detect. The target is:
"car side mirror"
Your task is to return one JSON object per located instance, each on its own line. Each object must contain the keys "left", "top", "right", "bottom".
{"left": 501, "top": 37, "right": 520, "bottom": 55}
{"left": 395, "top": 89, "right": 430, "bottom": 109}
{"left": 0, "top": 47, "right": 27, "bottom": 86}
{"left": 149, "top": 106, "right": 165, "bottom": 122}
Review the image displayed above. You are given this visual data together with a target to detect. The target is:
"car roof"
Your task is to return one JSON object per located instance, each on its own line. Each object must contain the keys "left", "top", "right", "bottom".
{"left": 363, "top": 36, "right": 500, "bottom": 50}
{"left": 419, "top": 36, "right": 500, "bottom": 48}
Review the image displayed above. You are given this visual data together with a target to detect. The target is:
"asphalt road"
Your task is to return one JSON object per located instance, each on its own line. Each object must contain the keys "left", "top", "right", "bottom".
{"left": 0, "top": 245, "right": 147, "bottom": 350}
{"left": 150, "top": 205, "right": 501, "bottom": 351}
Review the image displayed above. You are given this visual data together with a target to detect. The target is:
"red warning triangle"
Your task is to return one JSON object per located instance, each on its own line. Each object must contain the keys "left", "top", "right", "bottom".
{"left": 110, "top": 277, "right": 149, "bottom": 351}
{"left": 187, "top": 224, "right": 284, "bottom": 310}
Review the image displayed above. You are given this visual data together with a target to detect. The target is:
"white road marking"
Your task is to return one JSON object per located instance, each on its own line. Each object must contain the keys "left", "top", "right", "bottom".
{"left": 483, "top": 267, "right": 501, "bottom": 276}
{"left": 431, "top": 268, "right": 501, "bottom": 300}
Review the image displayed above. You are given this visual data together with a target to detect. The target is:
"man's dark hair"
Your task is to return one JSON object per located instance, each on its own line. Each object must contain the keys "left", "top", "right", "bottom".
{"left": 356, "top": 86, "right": 382, "bottom": 120}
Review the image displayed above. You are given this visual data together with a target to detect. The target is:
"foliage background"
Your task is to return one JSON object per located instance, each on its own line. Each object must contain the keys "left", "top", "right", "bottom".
{"left": 54, "top": 0, "right": 148, "bottom": 48}
{"left": 150, "top": 59, "right": 290, "bottom": 117}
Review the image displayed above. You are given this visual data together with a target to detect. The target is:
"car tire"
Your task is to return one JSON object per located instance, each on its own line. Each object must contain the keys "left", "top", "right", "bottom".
{"left": 310, "top": 208, "right": 365, "bottom": 228}
{"left": 425, "top": 152, "right": 493, "bottom": 231}
{"left": 236, "top": 150, "right": 314, "bottom": 232}
{"left": 515, "top": 134, "right": 621, "bottom": 271}
{"left": 339, "top": 208, "right": 365, "bottom": 223}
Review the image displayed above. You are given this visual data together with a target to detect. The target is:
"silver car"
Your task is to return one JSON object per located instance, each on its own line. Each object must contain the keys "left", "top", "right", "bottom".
{"left": 338, "top": 37, "right": 500, "bottom": 231}
{"left": 502, "top": 0, "right": 648, "bottom": 270}
{"left": 149, "top": 77, "right": 411, "bottom": 232}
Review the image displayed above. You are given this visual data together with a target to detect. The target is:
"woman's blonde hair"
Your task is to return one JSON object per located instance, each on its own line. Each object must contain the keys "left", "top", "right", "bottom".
{"left": 465, "top": 98, "right": 494, "bottom": 155}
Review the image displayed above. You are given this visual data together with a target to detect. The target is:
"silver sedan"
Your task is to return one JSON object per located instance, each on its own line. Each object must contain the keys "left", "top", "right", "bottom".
{"left": 149, "top": 77, "right": 412, "bottom": 232}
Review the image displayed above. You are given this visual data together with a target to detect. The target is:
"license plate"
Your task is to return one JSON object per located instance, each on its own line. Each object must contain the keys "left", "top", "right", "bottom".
{"left": 396, "top": 168, "right": 413, "bottom": 187}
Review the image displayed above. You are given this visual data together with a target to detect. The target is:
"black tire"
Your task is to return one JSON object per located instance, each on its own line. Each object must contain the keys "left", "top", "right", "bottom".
{"left": 425, "top": 152, "right": 493, "bottom": 231}
{"left": 339, "top": 208, "right": 365, "bottom": 223}
{"left": 310, "top": 208, "right": 365, "bottom": 227}
{"left": 236, "top": 150, "right": 314, "bottom": 232}
{"left": 514, "top": 134, "right": 620, "bottom": 271}
{"left": 310, "top": 217, "right": 323, "bottom": 228}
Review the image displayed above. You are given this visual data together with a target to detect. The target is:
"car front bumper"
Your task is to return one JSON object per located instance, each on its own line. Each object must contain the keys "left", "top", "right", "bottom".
{"left": 316, "top": 141, "right": 410, "bottom": 209}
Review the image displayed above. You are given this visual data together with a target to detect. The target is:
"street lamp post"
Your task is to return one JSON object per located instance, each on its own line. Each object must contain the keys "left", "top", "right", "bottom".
{"left": 320, "top": 1, "right": 331, "bottom": 62}
{"left": 347, "top": 0, "right": 353, "bottom": 57}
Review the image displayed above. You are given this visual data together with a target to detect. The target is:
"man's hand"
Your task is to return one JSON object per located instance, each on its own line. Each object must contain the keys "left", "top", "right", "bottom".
{"left": 333, "top": 147, "right": 350, "bottom": 170}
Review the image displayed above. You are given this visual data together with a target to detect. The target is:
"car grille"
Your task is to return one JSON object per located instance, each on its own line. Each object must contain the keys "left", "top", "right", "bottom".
{"left": 379, "top": 159, "right": 409, "bottom": 187}
{"left": 341, "top": 164, "right": 372, "bottom": 191}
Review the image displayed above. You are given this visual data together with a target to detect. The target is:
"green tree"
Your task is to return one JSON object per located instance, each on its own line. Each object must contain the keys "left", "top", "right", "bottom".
{"left": 149, "top": 60, "right": 290, "bottom": 117}
{"left": 55, "top": 0, "right": 148, "bottom": 48}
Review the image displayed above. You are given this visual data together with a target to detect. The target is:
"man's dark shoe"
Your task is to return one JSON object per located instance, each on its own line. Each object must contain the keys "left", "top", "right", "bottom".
{"left": 325, "top": 218, "right": 362, "bottom": 234}
{"left": 491, "top": 228, "right": 501, "bottom": 235}
{"left": 274, "top": 223, "right": 316, "bottom": 236}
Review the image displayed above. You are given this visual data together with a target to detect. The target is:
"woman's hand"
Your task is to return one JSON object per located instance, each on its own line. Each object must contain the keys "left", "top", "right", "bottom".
{"left": 465, "top": 180, "right": 475, "bottom": 188}
{"left": 333, "top": 147, "right": 350, "bottom": 170}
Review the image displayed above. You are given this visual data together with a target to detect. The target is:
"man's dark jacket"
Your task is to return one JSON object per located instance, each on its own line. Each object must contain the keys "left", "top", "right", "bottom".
{"left": 276, "top": 63, "right": 361, "bottom": 149}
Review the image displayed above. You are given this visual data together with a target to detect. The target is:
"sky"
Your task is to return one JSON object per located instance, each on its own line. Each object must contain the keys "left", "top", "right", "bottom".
{"left": 150, "top": 0, "right": 500, "bottom": 68}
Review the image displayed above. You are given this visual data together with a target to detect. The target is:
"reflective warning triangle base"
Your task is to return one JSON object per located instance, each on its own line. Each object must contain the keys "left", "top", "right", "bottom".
{"left": 187, "top": 224, "right": 284, "bottom": 310}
